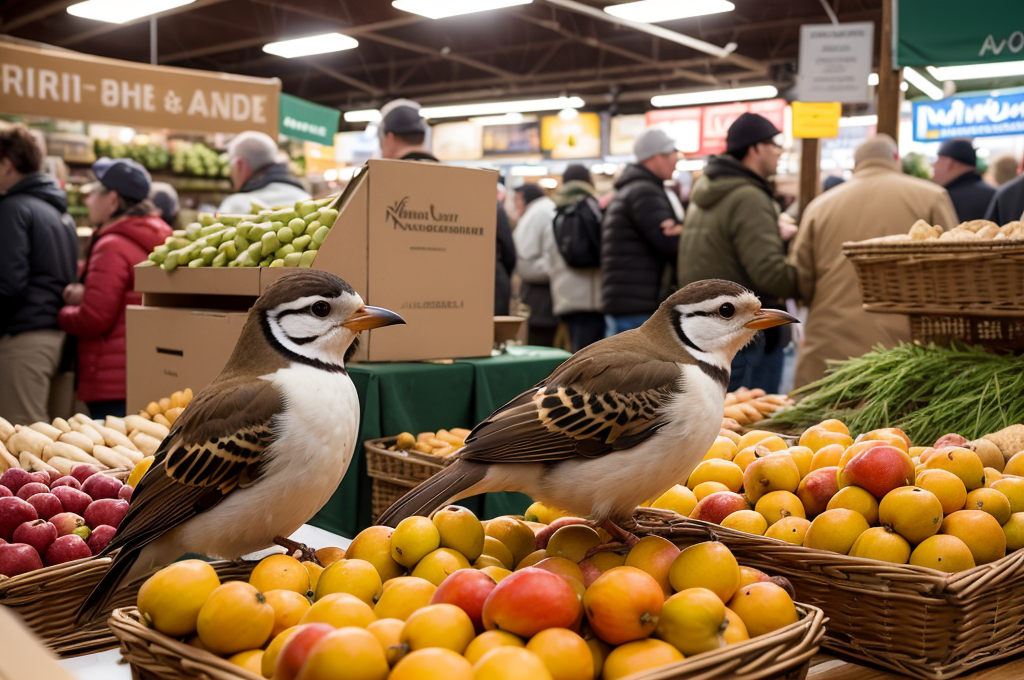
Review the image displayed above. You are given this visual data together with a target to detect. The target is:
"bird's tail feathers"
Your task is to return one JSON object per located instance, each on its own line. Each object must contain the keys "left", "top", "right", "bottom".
{"left": 75, "top": 544, "right": 147, "bottom": 627}
{"left": 377, "top": 460, "right": 488, "bottom": 527}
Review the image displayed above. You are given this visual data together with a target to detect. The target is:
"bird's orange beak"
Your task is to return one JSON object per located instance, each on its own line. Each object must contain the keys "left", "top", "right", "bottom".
{"left": 745, "top": 308, "right": 799, "bottom": 330}
{"left": 342, "top": 306, "right": 405, "bottom": 331}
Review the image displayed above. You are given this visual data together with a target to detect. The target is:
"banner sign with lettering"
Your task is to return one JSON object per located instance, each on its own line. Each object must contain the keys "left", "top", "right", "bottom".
{"left": 897, "top": 0, "right": 1024, "bottom": 67}
{"left": 913, "top": 91, "right": 1024, "bottom": 141}
{"left": 645, "top": 99, "right": 787, "bottom": 155}
{"left": 0, "top": 41, "right": 279, "bottom": 136}
{"left": 280, "top": 93, "right": 339, "bottom": 146}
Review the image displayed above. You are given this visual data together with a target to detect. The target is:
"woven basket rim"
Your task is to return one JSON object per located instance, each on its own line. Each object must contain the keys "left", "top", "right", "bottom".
{"left": 842, "top": 237, "right": 1024, "bottom": 256}
{"left": 365, "top": 436, "right": 452, "bottom": 467}
{"left": 0, "top": 554, "right": 113, "bottom": 593}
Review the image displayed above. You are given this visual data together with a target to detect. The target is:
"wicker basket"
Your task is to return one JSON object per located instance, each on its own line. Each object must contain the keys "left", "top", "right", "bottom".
{"left": 908, "top": 314, "right": 1024, "bottom": 352}
{"left": 0, "top": 555, "right": 256, "bottom": 658}
{"left": 365, "top": 436, "right": 451, "bottom": 521}
{"left": 633, "top": 507, "right": 1024, "bottom": 679}
{"left": 109, "top": 603, "right": 825, "bottom": 680}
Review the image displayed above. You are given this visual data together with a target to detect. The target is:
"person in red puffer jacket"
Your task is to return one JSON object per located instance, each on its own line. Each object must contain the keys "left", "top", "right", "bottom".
{"left": 59, "top": 158, "right": 171, "bottom": 419}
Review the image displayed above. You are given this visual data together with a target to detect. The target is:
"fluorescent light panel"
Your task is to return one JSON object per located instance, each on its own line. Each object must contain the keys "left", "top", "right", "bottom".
{"left": 67, "top": 0, "right": 194, "bottom": 23}
{"left": 651, "top": 85, "right": 778, "bottom": 108}
{"left": 868, "top": 73, "right": 879, "bottom": 86}
{"left": 903, "top": 67, "right": 944, "bottom": 101}
{"left": 392, "top": 0, "right": 531, "bottom": 19}
{"left": 927, "top": 60, "right": 1024, "bottom": 81}
{"left": 420, "top": 96, "right": 584, "bottom": 118}
{"left": 344, "top": 109, "right": 381, "bottom": 123}
{"left": 604, "top": 0, "right": 734, "bottom": 23}
{"left": 839, "top": 115, "right": 878, "bottom": 127}
{"left": 263, "top": 33, "right": 358, "bottom": 58}
{"left": 468, "top": 113, "right": 526, "bottom": 125}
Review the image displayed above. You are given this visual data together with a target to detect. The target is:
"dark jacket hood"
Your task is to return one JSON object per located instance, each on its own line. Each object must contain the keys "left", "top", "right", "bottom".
{"left": 4, "top": 173, "right": 68, "bottom": 212}
{"left": 239, "top": 162, "right": 305, "bottom": 193}
{"left": 614, "top": 163, "right": 664, "bottom": 191}
{"left": 691, "top": 155, "right": 772, "bottom": 209}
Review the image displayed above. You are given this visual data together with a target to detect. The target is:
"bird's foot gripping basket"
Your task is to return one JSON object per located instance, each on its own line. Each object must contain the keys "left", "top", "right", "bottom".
{"left": 365, "top": 436, "right": 452, "bottom": 521}
{"left": 0, "top": 556, "right": 257, "bottom": 658}
{"left": 634, "top": 507, "right": 1024, "bottom": 680}
{"left": 842, "top": 238, "right": 1024, "bottom": 351}
{"left": 109, "top": 604, "right": 824, "bottom": 680}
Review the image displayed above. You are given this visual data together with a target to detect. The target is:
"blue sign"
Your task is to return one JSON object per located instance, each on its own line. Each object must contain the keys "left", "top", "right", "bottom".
{"left": 913, "top": 92, "right": 1024, "bottom": 142}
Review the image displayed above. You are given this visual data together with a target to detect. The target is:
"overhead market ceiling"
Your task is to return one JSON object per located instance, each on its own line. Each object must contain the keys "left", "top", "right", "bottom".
{"left": 0, "top": 0, "right": 884, "bottom": 119}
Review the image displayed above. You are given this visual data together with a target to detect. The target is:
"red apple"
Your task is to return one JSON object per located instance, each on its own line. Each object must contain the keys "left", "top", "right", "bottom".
{"left": 430, "top": 567, "right": 497, "bottom": 633}
{"left": 934, "top": 433, "right": 968, "bottom": 449}
{"left": 51, "top": 486, "right": 91, "bottom": 516}
{"left": 50, "top": 512, "right": 86, "bottom": 537}
{"left": 50, "top": 476, "right": 82, "bottom": 491}
{"left": 688, "top": 491, "right": 751, "bottom": 525}
{"left": 26, "top": 492, "right": 62, "bottom": 520}
{"left": 796, "top": 466, "right": 840, "bottom": 518}
{"left": 535, "top": 517, "right": 589, "bottom": 549}
{"left": 16, "top": 482, "right": 50, "bottom": 500}
{"left": 13, "top": 519, "right": 57, "bottom": 556}
{"left": 838, "top": 445, "right": 915, "bottom": 500}
{"left": 481, "top": 567, "right": 581, "bottom": 637}
{"left": 44, "top": 534, "right": 92, "bottom": 566}
{"left": 70, "top": 465, "right": 100, "bottom": 485}
{"left": 0, "top": 542, "right": 44, "bottom": 576}
{"left": 26, "top": 471, "right": 50, "bottom": 486}
{"left": 87, "top": 524, "right": 117, "bottom": 555}
{"left": 118, "top": 485, "right": 133, "bottom": 502}
{"left": 0, "top": 485, "right": 11, "bottom": 498}
{"left": 0, "top": 496, "right": 39, "bottom": 541}
{"left": 84, "top": 498, "right": 129, "bottom": 530}
{"left": 0, "top": 468, "right": 31, "bottom": 494}
{"left": 274, "top": 623, "right": 336, "bottom": 680}
{"left": 82, "top": 474, "right": 122, "bottom": 500}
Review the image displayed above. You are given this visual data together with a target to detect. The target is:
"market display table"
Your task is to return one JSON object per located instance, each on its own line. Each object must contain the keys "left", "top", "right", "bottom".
{"left": 309, "top": 345, "right": 572, "bottom": 538}
{"left": 806, "top": 654, "right": 1024, "bottom": 679}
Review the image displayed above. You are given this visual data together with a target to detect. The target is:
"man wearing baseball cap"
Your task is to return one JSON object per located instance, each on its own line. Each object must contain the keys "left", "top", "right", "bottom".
{"left": 59, "top": 157, "right": 171, "bottom": 418}
{"left": 931, "top": 139, "right": 995, "bottom": 222}
{"left": 600, "top": 127, "right": 683, "bottom": 335}
{"left": 678, "top": 112, "right": 799, "bottom": 392}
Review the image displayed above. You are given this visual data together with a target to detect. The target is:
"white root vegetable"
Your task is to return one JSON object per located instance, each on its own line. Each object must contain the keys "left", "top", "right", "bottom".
{"left": 69, "top": 413, "right": 94, "bottom": 427}
{"left": 74, "top": 423, "right": 106, "bottom": 447}
{"left": 45, "top": 456, "right": 76, "bottom": 476}
{"left": 105, "top": 416, "right": 128, "bottom": 436}
{"left": 128, "top": 432, "right": 161, "bottom": 457}
{"left": 58, "top": 431, "right": 95, "bottom": 453}
{"left": 0, "top": 417, "right": 14, "bottom": 442}
{"left": 29, "top": 422, "right": 63, "bottom": 441}
{"left": 7, "top": 428, "right": 54, "bottom": 457}
{"left": 92, "top": 445, "right": 133, "bottom": 469}
{"left": 0, "top": 441, "right": 18, "bottom": 472}
{"left": 93, "top": 424, "right": 139, "bottom": 452}
{"left": 19, "top": 451, "right": 58, "bottom": 476}
{"left": 112, "top": 444, "right": 144, "bottom": 465}
{"left": 51, "top": 418, "right": 73, "bottom": 434}
{"left": 124, "top": 415, "right": 170, "bottom": 440}
{"left": 42, "top": 441, "right": 106, "bottom": 468}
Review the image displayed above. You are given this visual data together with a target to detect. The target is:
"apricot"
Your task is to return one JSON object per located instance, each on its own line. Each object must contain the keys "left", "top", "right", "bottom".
{"left": 722, "top": 607, "right": 750, "bottom": 645}
{"left": 692, "top": 481, "right": 731, "bottom": 502}
{"left": 878, "top": 486, "right": 943, "bottom": 545}
{"left": 755, "top": 490, "right": 806, "bottom": 526}
{"left": 965, "top": 487, "right": 1012, "bottom": 525}
{"left": 721, "top": 510, "right": 768, "bottom": 535}
{"left": 687, "top": 459, "right": 744, "bottom": 492}
{"left": 295, "top": 627, "right": 389, "bottom": 680}
{"left": 668, "top": 541, "right": 740, "bottom": 602}
{"left": 802, "top": 509, "right": 869, "bottom": 554}
{"left": 650, "top": 485, "right": 698, "bottom": 517}
{"left": 826, "top": 486, "right": 879, "bottom": 525}
{"left": 197, "top": 581, "right": 274, "bottom": 656}
{"left": 655, "top": 587, "right": 726, "bottom": 656}
{"left": 391, "top": 516, "right": 441, "bottom": 568}
{"left": 464, "top": 630, "right": 525, "bottom": 664}
{"left": 1002, "top": 513, "right": 1024, "bottom": 552}
{"left": 601, "top": 639, "right": 683, "bottom": 680}
{"left": 924, "top": 447, "right": 986, "bottom": 491}
{"left": 473, "top": 648, "right": 552, "bottom": 680}
{"left": 389, "top": 648, "right": 473, "bottom": 680}
{"left": 764, "top": 516, "right": 811, "bottom": 546}
{"left": 583, "top": 567, "right": 664, "bottom": 645}
{"left": 808, "top": 444, "right": 845, "bottom": 472}
{"left": 401, "top": 603, "right": 475, "bottom": 654}
{"left": 799, "top": 425, "right": 853, "bottom": 453}
{"left": 315, "top": 558, "right": 382, "bottom": 606}
{"left": 992, "top": 476, "right": 1024, "bottom": 513}
{"left": 743, "top": 453, "right": 800, "bottom": 504}
{"left": 702, "top": 436, "right": 739, "bottom": 462}
{"left": 410, "top": 548, "right": 471, "bottom": 586}
{"left": 909, "top": 534, "right": 976, "bottom": 573}
{"left": 624, "top": 536, "right": 679, "bottom": 596}
{"left": 526, "top": 628, "right": 593, "bottom": 680}
{"left": 372, "top": 576, "right": 435, "bottom": 621}
{"left": 915, "top": 469, "right": 968, "bottom": 515}
{"left": 546, "top": 525, "right": 601, "bottom": 563}
{"left": 346, "top": 526, "right": 405, "bottom": 582}
{"left": 786, "top": 446, "right": 814, "bottom": 479}
{"left": 941, "top": 510, "right": 1006, "bottom": 564}
{"left": 727, "top": 582, "right": 798, "bottom": 637}
{"left": 433, "top": 505, "right": 485, "bottom": 562}
{"left": 848, "top": 526, "right": 911, "bottom": 563}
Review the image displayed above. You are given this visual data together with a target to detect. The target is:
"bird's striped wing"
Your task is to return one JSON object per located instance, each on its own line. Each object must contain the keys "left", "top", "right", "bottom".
{"left": 457, "top": 349, "right": 683, "bottom": 464}
{"left": 106, "top": 377, "right": 281, "bottom": 553}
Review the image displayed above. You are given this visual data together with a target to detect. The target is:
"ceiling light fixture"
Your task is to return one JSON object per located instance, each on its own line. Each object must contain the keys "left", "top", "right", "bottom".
{"left": 67, "top": 0, "right": 195, "bottom": 24}
{"left": 903, "top": 67, "right": 944, "bottom": 101}
{"left": 420, "top": 96, "right": 584, "bottom": 119}
{"left": 868, "top": 73, "right": 879, "bottom": 86}
{"left": 263, "top": 33, "right": 359, "bottom": 59}
{"left": 839, "top": 115, "right": 878, "bottom": 127}
{"left": 927, "top": 60, "right": 1024, "bottom": 81}
{"left": 343, "top": 109, "right": 382, "bottom": 123}
{"left": 604, "top": 0, "right": 734, "bottom": 24}
{"left": 651, "top": 85, "right": 778, "bottom": 108}
{"left": 392, "top": 0, "right": 531, "bottom": 20}
{"left": 468, "top": 113, "right": 527, "bottom": 125}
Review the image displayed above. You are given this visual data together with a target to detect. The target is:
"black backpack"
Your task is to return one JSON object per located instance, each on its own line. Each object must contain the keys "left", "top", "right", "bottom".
{"left": 552, "top": 195, "right": 602, "bottom": 269}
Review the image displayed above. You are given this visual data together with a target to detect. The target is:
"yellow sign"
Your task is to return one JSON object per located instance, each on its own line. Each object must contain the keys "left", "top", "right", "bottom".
{"left": 541, "top": 113, "right": 601, "bottom": 159}
{"left": 0, "top": 41, "right": 280, "bottom": 136}
{"left": 792, "top": 101, "right": 841, "bottom": 139}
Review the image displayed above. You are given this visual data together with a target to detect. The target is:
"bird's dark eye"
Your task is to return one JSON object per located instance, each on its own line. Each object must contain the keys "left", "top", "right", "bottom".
{"left": 311, "top": 301, "right": 331, "bottom": 318}
{"left": 719, "top": 303, "right": 735, "bottom": 318}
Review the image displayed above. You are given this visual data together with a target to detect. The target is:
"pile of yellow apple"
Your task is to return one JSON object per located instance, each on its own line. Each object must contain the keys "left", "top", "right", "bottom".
{"left": 134, "top": 506, "right": 802, "bottom": 680}
{"left": 647, "top": 421, "right": 1024, "bottom": 572}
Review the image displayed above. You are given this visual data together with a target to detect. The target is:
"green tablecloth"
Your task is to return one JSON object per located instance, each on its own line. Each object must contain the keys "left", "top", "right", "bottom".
{"left": 309, "top": 346, "right": 571, "bottom": 537}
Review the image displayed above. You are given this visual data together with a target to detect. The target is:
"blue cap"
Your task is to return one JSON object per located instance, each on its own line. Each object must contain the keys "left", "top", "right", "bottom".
{"left": 91, "top": 157, "right": 152, "bottom": 202}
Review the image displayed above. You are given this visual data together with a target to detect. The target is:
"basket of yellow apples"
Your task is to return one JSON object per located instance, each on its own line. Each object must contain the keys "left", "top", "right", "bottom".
{"left": 633, "top": 421, "right": 1024, "bottom": 679}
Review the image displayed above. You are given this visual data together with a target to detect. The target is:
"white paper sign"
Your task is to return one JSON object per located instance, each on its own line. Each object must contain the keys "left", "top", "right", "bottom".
{"left": 798, "top": 22, "right": 875, "bottom": 104}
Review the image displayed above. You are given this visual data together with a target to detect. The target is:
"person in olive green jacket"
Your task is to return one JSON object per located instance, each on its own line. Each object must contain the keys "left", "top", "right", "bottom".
{"left": 677, "top": 113, "right": 798, "bottom": 392}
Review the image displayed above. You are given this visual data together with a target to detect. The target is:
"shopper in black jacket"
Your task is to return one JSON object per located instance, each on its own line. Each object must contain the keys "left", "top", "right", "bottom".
{"left": 0, "top": 123, "right": 78, "bottom": 424}
{"left": 495, "top": 202, "right": 516, "bottom": 315}
{"left": 932, "top": 139, "right": 995, "bottom": 222}
{"left": 985, "top": 172, "right": 1024, "bottom": 225}
{"left": 601, "top": 128, "right": 681, "bottom": 335}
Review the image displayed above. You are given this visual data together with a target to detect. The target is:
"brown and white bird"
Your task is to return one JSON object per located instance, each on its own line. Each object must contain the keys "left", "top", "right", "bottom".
{"left": 378, "top": 279, "right": 796, "bottom": 539}
{"left": 78, "top": 270, "right": 403, "bottom": 623}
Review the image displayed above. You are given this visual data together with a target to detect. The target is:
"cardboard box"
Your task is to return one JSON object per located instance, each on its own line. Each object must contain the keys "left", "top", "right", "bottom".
{"left": 127, "top": 159, "right": 497, "bottom": 410}
{"left": 0, "top": 607, "right": 76, "bottom": 680}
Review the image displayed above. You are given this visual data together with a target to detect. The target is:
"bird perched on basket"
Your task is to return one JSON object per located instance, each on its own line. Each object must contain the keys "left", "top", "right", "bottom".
{"left": 77, "top": 270, "right": 404, "bottom": 624}
{"left": 378, "top": 279, "right": 796, "bottom": 542}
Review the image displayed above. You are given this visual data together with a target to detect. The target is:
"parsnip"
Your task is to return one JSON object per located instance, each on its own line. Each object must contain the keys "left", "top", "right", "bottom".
{"left": 0, "top": 441, "right": 18, "bottom": 472}
{"left": 51, "top": 418, "right": 73, "bottom": 434}
{"left": 154, "top": 413, "right": 173, "bottom": 428}
{"left": 113, "top": 445, "right": 144, "bottom": 465}
{"left": 19, "top": 451, "right": 58, "bottom": 476}
{"left": 29, "top": 421, "right": 63, "bottom": 441}
{"left": 127, "top": 432, "right": 161, "bottom": 457}
{"left": 70, "top": 413, "right": 94, "bottom": 427}
{"left": 58, "top": 431, "right": 95, "bottom": 453}
{"left": 125, "top": 415, "right": 170, "bottom": 440}
{"left": 105, "top": 416, "right": 128, "bottom": 436}
{"left": 94, "top": 423, "right": 139, "bottom": 452}
{"left": 42, "top": 441, "right": 105, "bottom": 468}
{"left": 0, "top": 416, "right": 14, "bottom": 442}
{"left": 45, "top": 456, "right": 76, "bottom": 476}
{"left": 7, "top": 427, "right": 53, "bottom": 457}
{"left": 92, "top": 445, "right": 133, "bottom": 469}
{"left": 75, "top": 423, "right": 106, "bottom": 447}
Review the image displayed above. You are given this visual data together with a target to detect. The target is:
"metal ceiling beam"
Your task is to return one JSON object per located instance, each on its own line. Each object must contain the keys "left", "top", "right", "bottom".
{"left": 307, "top": 62, "right": 383, "bottom": 96}
{"left": 699, "top": 9, "right": 880, "bottom": 36}
{"left": 56, "top": 0, "right": 232, "bottom": 48}
{"left": 355, "top": 31, "right": 517, "bottom": 80}
{"left": 1, "top": 0, "right": 78, "bottom": 33}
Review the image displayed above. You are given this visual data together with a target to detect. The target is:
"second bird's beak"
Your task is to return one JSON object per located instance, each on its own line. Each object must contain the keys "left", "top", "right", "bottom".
{"left": 342, "top": 306, "right": 406, "bottom": 331}
{"left": 745, "top": 308, "right": 799, "bottom": 331}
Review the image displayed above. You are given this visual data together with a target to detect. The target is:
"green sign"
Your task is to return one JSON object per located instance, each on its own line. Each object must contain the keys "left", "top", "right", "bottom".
{"left": 897, "top": 0, "right": 1024, "bottom": 67}
{"left": 279, "top": 93, "right": 340, "bottom": 146}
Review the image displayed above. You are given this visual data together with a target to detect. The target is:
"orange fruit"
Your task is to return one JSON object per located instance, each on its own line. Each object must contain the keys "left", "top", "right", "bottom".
{"left": 296, "top": 627, "right": 389, "bottom": 680}
{"left": 650, "top": 485, "right": 699, "bottom": 517}
{"left": 915, "top": 469, "right": 968, "bottom": 515}
{"left": 526, "top": 628, "right": 593, "bottom": 680}
{"left": 799, "top": 425, "right": 854, "bottom": 453}
{"left": 250, "top": 554, "right": 310, "bottom": 595}
{"left": 856, "top": 428, "right": 911, "bottom": 452}
{"left": 315, "top": 546, "right": 346, "bottom": 567}
{"left": 401, "top": 603, "right": 475, "bottom": 654}
{"left": 826, "top": 486, "right": 879, "bottom": 525}
{"left": 624, "top": 536, "right": 679, "bottom": 596}
{"left": 410, "top": 548, "right": 471, "bottom": 586}
{"left": 736, "top": 566, "right": 772, "bottom": 590}
{"left": 722, "top": 607, "right": 750, "bottom": 645}
{"left": 754, "top": 490, "right": 806, "bottom": 526}
{"left": 583, "top": 567, "right": 664, "bottom": 645}
{"left": 315, "top": 558, "right": 383, "bottom": 606}
{"left": 299, "top": 592, "right": 376, "bottom": 629}
{"left": 764, "top": 516, "right": 811, "bottom": 545}
{"left": 601, "top": 639, "right": 684, "bottom": 680}
{"left": 802, "top": 509, "right": 869, "bottom": 554}
{"left": 464, "top": 630, "right": 525, "bottom": 664}
{"left": 391, "top": 516, "right": 441, "bottom": 568}
{"left": 227, "top": 649, "right": 263, "bottom": 674}
{"left": 372, "top": 576, "right": 435, "bottom": 620}
{"left": 721, "top": 510, "right": 768, "bottom": 535}
{"left": 264, "top": 589, "right": 311, "bottom": 638}
{"left": 786, "top": 446, "right": 814, "bottom": 479}
{"left": 687, "top": 459, "right": 744, "bottom": 492}
{"left": 303, "top": 561, "right": 324, "bottom": 593}
{"left": 669, "top": 541, "right": 740, "bottom": 602}
{"left": 965, "top": 487, "right": 1013, "bottom": 525}
{"left": 924, "top": 448, "right": 986, "bottom": 491}
{"left": 366, "top": 618, "right": 404, "bottom": 663}
{"left": 483, "top": 536, "right": 516, "bottom": 570}
{"left": 655, "top": 587, "right": 726, "bottom": 656}
{"left": 137, "top": 559, "right": 221, "bottom": 637}
{"left": 1004, "top": 452, "right": 1024, "bottom": 477}
{"left": 909, "top": 534, "right": 976, "bottom": 573}
{"left": 546, "top": 525, "right": 601, "bottom": 564}
{"left": 197, "top": 581, "right": 275, "bottom": 656}
{"left": 878, "top": 486, "right": 943, "bottom": 545}
{"left": 389, "top": 648, "right": 473, "bottom": 680}
{"left": 819, "top": 419, "right": 850, "bottom": 436}
{"left": 693, "top": 481, "right": 732, "bottom": 501}
{"left": 941, "top": 510, "right": 1006, "bottom": 564}
{"left": 262, "top": 625, "right": 300, "bottom": 677}
{"left": 702, "top": 436, "right": 739, "bottom": 462}
{"left": 809, "top": 444, "right": 845, "bottom": 472}
{"left": 346, "top": 526, "right": 405, "bottom": 582}
{"left": 727, "top": 582, "right": 798, "bottom": 637}
{"left": 848, "top": 527, "right": 911, "bottom": 563}
{"left": 738, "top": 430, "right": 787, "bottom": 451}
{"left": 473, "top": 647, "right": 553, "bottom": 680}
{"left": 1002, "top": 513, "right": 1024, "bottom": 552}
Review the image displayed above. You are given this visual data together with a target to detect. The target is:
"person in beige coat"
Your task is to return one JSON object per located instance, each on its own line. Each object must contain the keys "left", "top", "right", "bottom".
{"left": 791, "top": 134, "right": 959, "bottom": 388}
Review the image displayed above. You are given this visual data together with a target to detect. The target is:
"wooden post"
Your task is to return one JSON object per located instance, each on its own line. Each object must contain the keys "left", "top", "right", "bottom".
{"left": 799, "top": 138, "right": 821, "bottom": 217}
{"left": 877, "top": 0, "right": 902, "bottom": 141}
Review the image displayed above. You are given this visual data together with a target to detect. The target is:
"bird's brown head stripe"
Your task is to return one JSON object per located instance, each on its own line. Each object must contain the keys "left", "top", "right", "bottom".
{"left": 254, "top": 270, "right": 356, "bottom": 312}
{"left": 663, "top": 279, "right": 753, "bottom": 308}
